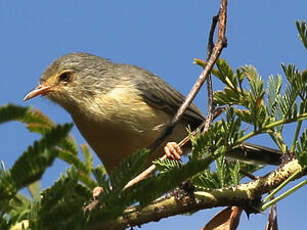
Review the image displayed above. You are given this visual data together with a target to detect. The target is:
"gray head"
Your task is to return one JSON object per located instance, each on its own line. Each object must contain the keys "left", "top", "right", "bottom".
{"left": 24, "top": 52, "right": 205, "bottom": 128}
{"left": 24, "top": 53, "right": 121, "bottom": 112}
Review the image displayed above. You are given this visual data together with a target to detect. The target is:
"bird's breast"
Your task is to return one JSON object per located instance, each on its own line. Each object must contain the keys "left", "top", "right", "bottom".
{"left": 70, "top": 86, "right": 174, "bottom": 171}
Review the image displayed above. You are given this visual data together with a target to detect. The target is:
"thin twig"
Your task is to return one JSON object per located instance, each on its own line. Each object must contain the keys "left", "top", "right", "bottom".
{"left": 203, "top": 15, "right": 218, "bottom": 134}
{"left": 207, "top": 15, "right": 219, "bottom": 55}
{"left": 148, "top": 1, "right": 227, "bottom": 154}
{"left": 124, "top": 0, "right": 228, "bottom": 189}
{"left": 203, "top": 0, "right": 227, "bottom": 133}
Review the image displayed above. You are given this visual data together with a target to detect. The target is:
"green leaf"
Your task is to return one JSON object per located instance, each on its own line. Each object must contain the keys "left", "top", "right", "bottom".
{"left": 12, "top": 123, "right": 73, "bottom": 185}
{"left": 27, "top": 181, "right": 41, "bottom": 201}
{"left": 0, "top": 104, "right": 29, "bottom": 124}
{"left": 57, "top": 149, "right": 87, "bottom": 173}
{"left": 212, "top": 61, "right": 250, "bottom": 107}
{"left": 126, "top": 155, "right": 217, "bottom": 206}
{"left": 90, "top": 154, "right": 218, "bottom": 224}
{"left": 282, "top": 64, "right": 306, "bottom": 100}
{"left": 81, "top": 144, "right": 93, "bottom": 174}
{"left": 56, "top": 148, "right": 97, "bottom": 188}
{"left": 190, "top": 121, "right": 223, "bottom": 160}
{"left": 216, "top": 156, "right": 227, "bottom": 188}
{"left": 221, "top": 108, "right": 243, "bottom": 146}
{"left": 192, "top": 169, "right": 220, "bottom": 189}
{"left": 0, "top": 104, "right": 54, "bottom": 133}
{"left": 234, "top": 109, "right": 252, "bottom": 123}
{"left": 193, "top": 158, "right": 241, "bottom": 190}
{"left": 241, "top": 65, "right": 267, "bottom": 129}
{"left": 267, "top": 74, "right": 282, "bottom": 116}
{"left": 296, "top": 128, "right": 307, "bottom": 167}
{"left": 6, "top": 193, "right": 32, "bottom": 227}
{"left": 0, "top": 105, "right": 78, "bottom": 159}
{"left": 296, "top": 20, "right": 307, "bottom": 49}
{"left": 92, "top": 165, "right": 111, "bottom": 193}
{"left": 215, "top": 59, "right": 236, "bottom": 89}
{"left": 60, "top": 137, "right": 79, "bottom": 156}
{"left": 271, "top": 64, "right": 306, "bottom": 134}
{"left": 214, "top": 87, "right": 249, "bottom": 106}
{"left": 23, "top": 109, "right": 55, "bottom": 133}
{"left": 109, "top": 149, "right": 150, "bottom": 190}
{"left": 243, "top": 65, "right": 264, "bottom": 99}
{"left": 154, "top": 158, "right": 182, "bottom": 174}
{"left": 0, "top": 123, "right": 73, "bottom": 202}
{"left": 37, "top": 167, "right": 91, "bottom": 229}
{"left": 229, "top": 160, "right": 241, "bottom": 186}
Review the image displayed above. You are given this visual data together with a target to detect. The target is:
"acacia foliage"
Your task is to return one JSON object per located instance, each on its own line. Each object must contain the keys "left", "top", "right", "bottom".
{"left": 0, "top": 21, "right": 306, "bottom": 230}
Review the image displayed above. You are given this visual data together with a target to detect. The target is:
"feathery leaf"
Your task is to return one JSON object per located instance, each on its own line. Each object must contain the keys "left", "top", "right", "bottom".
{"left": 0, "top": 123, "right": 73, "bottom": 202}
{"left": 296, "top": 20, "right": 307, "bottom": 49}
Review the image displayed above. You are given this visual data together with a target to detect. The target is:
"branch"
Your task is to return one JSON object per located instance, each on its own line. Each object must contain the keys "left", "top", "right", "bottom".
{"left": 203, "top": 0, "right": 227, "bottom": 133}
{"left": 124, "top": 0, "right": 228, "bottom": 190}
{"left": 148, "top": 0, "right": 228, "bottom": 153}
{"left": 89, "top": 158, "right": 304, "bottom": 230}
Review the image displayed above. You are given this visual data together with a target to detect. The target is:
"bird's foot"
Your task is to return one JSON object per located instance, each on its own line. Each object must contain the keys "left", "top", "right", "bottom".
{"left": 164, "top": 142, "right": 182, "bottom": 160}
{"left": 83, "top": 186, "right": 104, "bottom": 212}
{"left": 92, "top": 186, "right": 104, "bottom": 200}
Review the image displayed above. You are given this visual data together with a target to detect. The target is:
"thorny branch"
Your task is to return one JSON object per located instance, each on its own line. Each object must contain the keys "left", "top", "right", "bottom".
{"left": 89, "top": 158, "right": 304, "bottom": 230}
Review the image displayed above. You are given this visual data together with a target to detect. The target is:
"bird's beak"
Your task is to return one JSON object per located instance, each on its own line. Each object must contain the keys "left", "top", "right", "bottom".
{"left": 23, "top": 83, "right": 52, "bottom": 101}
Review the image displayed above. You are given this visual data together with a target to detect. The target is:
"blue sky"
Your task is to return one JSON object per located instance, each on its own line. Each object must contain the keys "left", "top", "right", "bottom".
{"left": 0, "top": 1, "right": 306, "bottom": 229}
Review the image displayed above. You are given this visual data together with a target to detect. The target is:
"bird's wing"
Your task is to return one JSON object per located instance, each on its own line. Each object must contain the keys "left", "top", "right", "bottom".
{"left": 133, "top": 67, "right": 205, "bottom": 129}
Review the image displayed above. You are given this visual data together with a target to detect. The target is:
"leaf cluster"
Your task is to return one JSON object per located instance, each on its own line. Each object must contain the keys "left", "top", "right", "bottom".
{"left": 1, "top": 20, "right": 307, "bottom": 230}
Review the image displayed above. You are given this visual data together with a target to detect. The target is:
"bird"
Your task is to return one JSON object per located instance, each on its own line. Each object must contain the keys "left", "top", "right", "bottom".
{"left": 24, "top": 52, "right": 282, "bottom": 173}
{"left": 23, "top": 53, "right": 206, "bottom": 172}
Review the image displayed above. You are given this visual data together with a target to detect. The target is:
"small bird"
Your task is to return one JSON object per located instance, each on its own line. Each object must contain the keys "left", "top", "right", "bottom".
{"left": 24, "top": 53, "right": 205, "bottom": 172}
{"left": 24, "top": 53, "right": 281, "bottom": 172}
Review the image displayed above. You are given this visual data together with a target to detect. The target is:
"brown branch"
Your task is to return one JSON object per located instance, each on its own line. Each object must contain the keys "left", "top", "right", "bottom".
{"left": 124, "top": 0, "right": 228, "bottom": 190}
{"left": 203, "top": 15, "right": 217, "bottom": 134}
{"left": 148, "top": 0, "right": 228, "bottom": 154}
{"left": 207, "top": 15, "right": 219, "bottom": 57}
{"left": 203, "top": 0, "right": 227, "bottom": 134}
{"left": 89, "top": 158, "right": 303, "bottom": 230}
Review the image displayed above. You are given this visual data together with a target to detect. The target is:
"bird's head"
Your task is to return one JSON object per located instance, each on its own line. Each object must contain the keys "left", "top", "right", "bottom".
{"left": 24, "top": 53, "right": 114, "bottom": 113}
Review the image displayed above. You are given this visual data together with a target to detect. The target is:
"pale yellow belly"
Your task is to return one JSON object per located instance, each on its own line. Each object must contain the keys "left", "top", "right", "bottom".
{"left": 70, "top": 87, "right": 189, "bottom": 172}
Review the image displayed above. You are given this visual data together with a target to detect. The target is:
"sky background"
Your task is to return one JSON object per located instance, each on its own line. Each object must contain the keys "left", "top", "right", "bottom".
{"left": 0, "top": 1, "right": 306, "bottom": 229}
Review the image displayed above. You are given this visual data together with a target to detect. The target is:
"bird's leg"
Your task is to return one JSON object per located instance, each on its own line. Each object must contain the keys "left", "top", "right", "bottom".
{"left": 83, "top": 186, "right": 104, "bottom": 211}
{"left": 164, "top": 142, "right": 183, "bottom": 160}
{"left": 92, "top": 186, "right": 104, "bottom": 200}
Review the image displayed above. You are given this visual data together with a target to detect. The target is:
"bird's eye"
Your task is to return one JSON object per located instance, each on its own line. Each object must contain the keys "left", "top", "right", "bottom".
{"left": 59, "top": 72, "right": 71, "bottom": 82}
